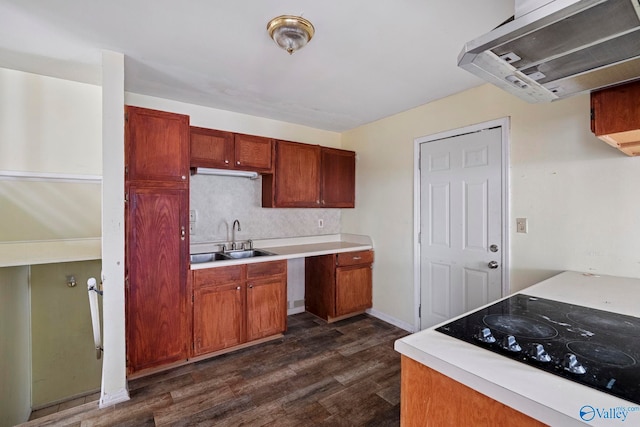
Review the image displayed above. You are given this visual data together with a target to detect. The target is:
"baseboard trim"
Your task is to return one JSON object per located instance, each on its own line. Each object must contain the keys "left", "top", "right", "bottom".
{"left": 287, "top": 306, "right": 305, "bottom": 316}
{"left": 366, "top": 308, "right": 415, "bottom": 332}
{"left": 99, "top": 388, "right": 130, "bottom": 409}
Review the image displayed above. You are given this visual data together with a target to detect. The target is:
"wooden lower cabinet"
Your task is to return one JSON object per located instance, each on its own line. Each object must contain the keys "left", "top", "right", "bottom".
{"left": 400, "top": 356, "right": 546, "bottom": 427}
{"left": 192, "top": 260, "right": 287, "bottom": 357}
{"left": 192, "top": 266, "right": 245, "bottom": 355}
{"left": 305, "top": 250, "right": 373, "bottom": 322}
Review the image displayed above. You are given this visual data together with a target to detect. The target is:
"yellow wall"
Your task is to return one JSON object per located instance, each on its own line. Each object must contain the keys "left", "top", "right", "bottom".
{"left": 342, "top": 84, "right": 640, "bottom": 326}
{"left": 0, "top": 266, "right": 31, "bottom": 427}
{"left": 30, "top": 260, "right": 103, "bottom": 407}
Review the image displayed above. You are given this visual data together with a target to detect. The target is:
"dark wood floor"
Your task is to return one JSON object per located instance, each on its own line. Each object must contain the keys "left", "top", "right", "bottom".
{"left": 23, "top": 312, "right": 409, "bottom": 426}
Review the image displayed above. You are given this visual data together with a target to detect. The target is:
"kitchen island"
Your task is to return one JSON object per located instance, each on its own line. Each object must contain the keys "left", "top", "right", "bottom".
{"left": 395, "top": 271, "right": 640, "bottom": 426}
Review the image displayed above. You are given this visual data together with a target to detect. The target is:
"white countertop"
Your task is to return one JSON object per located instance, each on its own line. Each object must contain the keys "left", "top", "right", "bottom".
{"left": 395, "top": 271, "right": 640, "bottom": 426}
{"left": 190, "top": 233, "right": 373, "bottom": 269}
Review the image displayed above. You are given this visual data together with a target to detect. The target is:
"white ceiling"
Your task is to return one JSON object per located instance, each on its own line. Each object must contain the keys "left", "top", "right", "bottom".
{"left": 0, "top": 1, "right": 514, "bottom": 132}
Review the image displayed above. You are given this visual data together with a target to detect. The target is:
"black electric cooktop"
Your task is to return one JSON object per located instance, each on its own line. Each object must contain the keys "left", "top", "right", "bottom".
{"left": 436, "top": 294, "right": 640, "bottom": 405}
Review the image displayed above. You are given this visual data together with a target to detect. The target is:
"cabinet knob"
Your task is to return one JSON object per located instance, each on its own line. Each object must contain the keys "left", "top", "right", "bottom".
{"left": 236, "top": 161, "right": 241, "bottom": 165}
{"left": 249, "top": 284, "right": 253, "bottom": 289}
{"left": 180, "top": 226, "right": 186, "bottom": 240}
{"left": 236, "top": 286, "right": 241, "bottom": 290}
{"left": 225, "top": 160, "right": 229, "bottom": 164}
{"left": 181, "top": 175, "right": 186, "bottom": 180}
{"left": 353, "top": 256, "right": 362, "bottom": 260}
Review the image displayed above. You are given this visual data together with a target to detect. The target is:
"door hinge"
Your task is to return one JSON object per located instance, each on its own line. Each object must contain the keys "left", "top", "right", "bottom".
{"left": 124, "top": 192, "right": 129, "bottom": 203}
{"left": 125, "top": 277, "right": 129, "bottom": 290}
{"left": 590, "top": 107, "right": 594, "bottom": 121}
{"left": 124, "top": 111, "right": 129, "bottom": 122}
{"left": 418, "top": 304, "right": 421, "bottom": 318}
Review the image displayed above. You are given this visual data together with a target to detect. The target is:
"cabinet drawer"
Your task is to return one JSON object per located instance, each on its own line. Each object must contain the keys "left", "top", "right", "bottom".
{"left": 247, "top": 260, "right": 287, "bottom": 279}
{"left": 193, "top": 265, "right": 244, "bottom": 288}
{"left": 336, "top": 250, "right": 374, "bottom": 267}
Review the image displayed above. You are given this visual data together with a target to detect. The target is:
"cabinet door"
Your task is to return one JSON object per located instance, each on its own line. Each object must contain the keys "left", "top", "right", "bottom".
{"left": 234, "top": 133, "right": 273, "bottom": 172}
{"left": 126, "top": 106, "right": 189, "bottom": 183}
{"left": 270, "top": 141, "right": 321, "bottom": 207}
{"left": 190, "top": 127, "right": 234, "bottom": 169}
{"left": 246, "top": 277, "right": 286, "bottom": 341}
{"left": 193, "top": 283, "right": 245, "bottom": 355}
{"left": 591, "top": 80, "right": 640, "bottom": 136}
{"left": 335, "top": 265, "right": 372, "bottom": 317}
{"left": 126, "top": 185, "right": 189, "bottom": 373}
{"left": 321, "top": 147, "right": 355, "bottom": 208}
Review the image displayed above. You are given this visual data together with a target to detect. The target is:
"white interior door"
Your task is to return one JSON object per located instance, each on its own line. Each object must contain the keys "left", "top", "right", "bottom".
{"left": 418, "top": 124, "right": 505, "bottom": 330}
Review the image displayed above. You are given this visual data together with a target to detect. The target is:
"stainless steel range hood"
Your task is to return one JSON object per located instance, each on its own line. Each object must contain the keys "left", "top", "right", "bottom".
{"left": 458, "top": 0, "right": 640, "bottom": 102}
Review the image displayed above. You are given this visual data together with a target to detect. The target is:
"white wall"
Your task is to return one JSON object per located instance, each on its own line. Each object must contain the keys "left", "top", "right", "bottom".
{"left": 125, "top": 93, "right": 341, "bottom": 148}
{"left": 0, "top": 67, "right": 102, "bottom": 265}
{"left": 342, "top": 84, "right": 640, "bottom": 326}
{"left": 190, "top": 174, "right": 340, "bottom": 243}
{"left": 0, "top": 266, "right": 31, "bottom": 427}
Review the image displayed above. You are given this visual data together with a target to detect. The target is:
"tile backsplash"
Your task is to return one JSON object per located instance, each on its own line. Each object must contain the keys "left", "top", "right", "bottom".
{"left": 190, "top": 174, "right": 340, "bottom": 244}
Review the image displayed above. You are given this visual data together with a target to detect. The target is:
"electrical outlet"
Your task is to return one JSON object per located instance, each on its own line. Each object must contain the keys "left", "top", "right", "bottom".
{"left": 189, "top": 222, "right": 196, "bottom": 235}
{"left": 318, "top": 219, "right": 324, "bottom": 228}
{"left": 516, "top": 218, "right": 528, "bottom": 233}
{"left": 189, "top": 210, "right": 197, "bottom": 222}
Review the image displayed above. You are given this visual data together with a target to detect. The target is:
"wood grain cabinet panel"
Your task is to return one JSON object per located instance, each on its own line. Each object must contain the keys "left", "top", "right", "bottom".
{"left": 305, "top": 250, "right": 373, "bottom": 322}
{"left": 192, "top": 260, "right": 287, "bottom": 357}
{"left": 591, "top": 80, "right": 640, "bottom": 156}
{"left": 321, "top": 147, "right": 356, "bottom": 208}
{"left": 190, "top": 127, "right": 274, "bottom": 171}
{"left": 190, "top": 127, "right": 234, "bottom": 169}
{"left": 264, "top": 140, "right": 321, "bottom": 207}
{"left": 246, "top": 276, "right": 287, "bottom": 341}
{"left": 125, "top": 106, "right": 190, "bottom": 376}
{"left": 234, "top": 133, "right": 273, "bottom": 172}
{"left": 126, "top": 106, "right": 189, "bottom": 183}
{"left": 336, "top": 265, "right": 372, "bottom": 317}
{"left": 400, "top": 356, "right": 545, "bottom": 427}
{"left": 126, "top": 185, "right": 189, "bottom": 373}
{"left": 263, "top": 141, "right": 356, "bottom": 208}
{"left": 193, "top": 280, "right": 245, "bottom": 355}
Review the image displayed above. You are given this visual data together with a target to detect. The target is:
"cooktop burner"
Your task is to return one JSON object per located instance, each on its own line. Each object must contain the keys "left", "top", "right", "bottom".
{"left": 436, "top": 294, "right": 640, "bottom": 405}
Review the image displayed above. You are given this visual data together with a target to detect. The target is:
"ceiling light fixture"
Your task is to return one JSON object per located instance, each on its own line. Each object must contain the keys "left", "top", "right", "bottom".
{"left": 267, "top": 15, "right": 315, "bottom": 55}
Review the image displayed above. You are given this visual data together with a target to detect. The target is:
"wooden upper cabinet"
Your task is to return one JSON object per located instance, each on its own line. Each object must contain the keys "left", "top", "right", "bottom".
{"left": 190, "top": 127, "right": 273, "bottom": 172}
{"left": 234, "top": 133, "right": 273, "bottom": 172}
{"left": 591, "top": 80, "right": 640, "bottom": 156}
{"left": 126, "top": 106, "right": 190, "bottom": 183}
{"left": 263, "top": 141, "right": 356, "bottom": 208}
{"left": 321, "top": 147, "right": 355, "bottom": 208}
{"left": 190, "top": 127, "right": 234, "bottom": 169}
{"left": 263, "top": 141, "right": 321, "bottom": 207}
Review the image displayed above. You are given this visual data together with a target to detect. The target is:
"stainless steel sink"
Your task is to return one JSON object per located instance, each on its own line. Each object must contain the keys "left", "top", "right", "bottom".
{"left": 190, "top": 252, "right": 229, "bottom": 263}
{"left": 223, "top": 249, "right": 275, "bottom": 259}
{"left": 190, "top": 249, "right": 275, "bottom": 264}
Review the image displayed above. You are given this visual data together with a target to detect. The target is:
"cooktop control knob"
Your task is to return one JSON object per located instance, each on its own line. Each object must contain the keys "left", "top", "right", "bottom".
{"left": 475, "top": 327, "right": 496, "bottom": 343}
{"left": 501, "top": 335, "right": 522, "bottom": 352}
{"left": 527, "top": 343, "right": 551, "bottom": 362}
{"left": 562, "top": 353, "right": 587, "bottom": 375}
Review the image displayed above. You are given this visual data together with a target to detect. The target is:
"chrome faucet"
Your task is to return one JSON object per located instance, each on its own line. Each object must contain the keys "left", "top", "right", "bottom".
{"left": 231, "top": 219, "right": 241, "bottom": 250}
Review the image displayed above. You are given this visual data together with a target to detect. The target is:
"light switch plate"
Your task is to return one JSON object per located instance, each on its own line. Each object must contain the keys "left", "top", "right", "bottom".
{"left": 516, "top": 218, "right": 528, "bottom": 233}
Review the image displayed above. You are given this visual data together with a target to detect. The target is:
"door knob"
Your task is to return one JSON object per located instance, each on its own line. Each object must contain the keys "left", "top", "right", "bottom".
{"left": 488, "top": 261, "right": 499, "bottom": 269}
